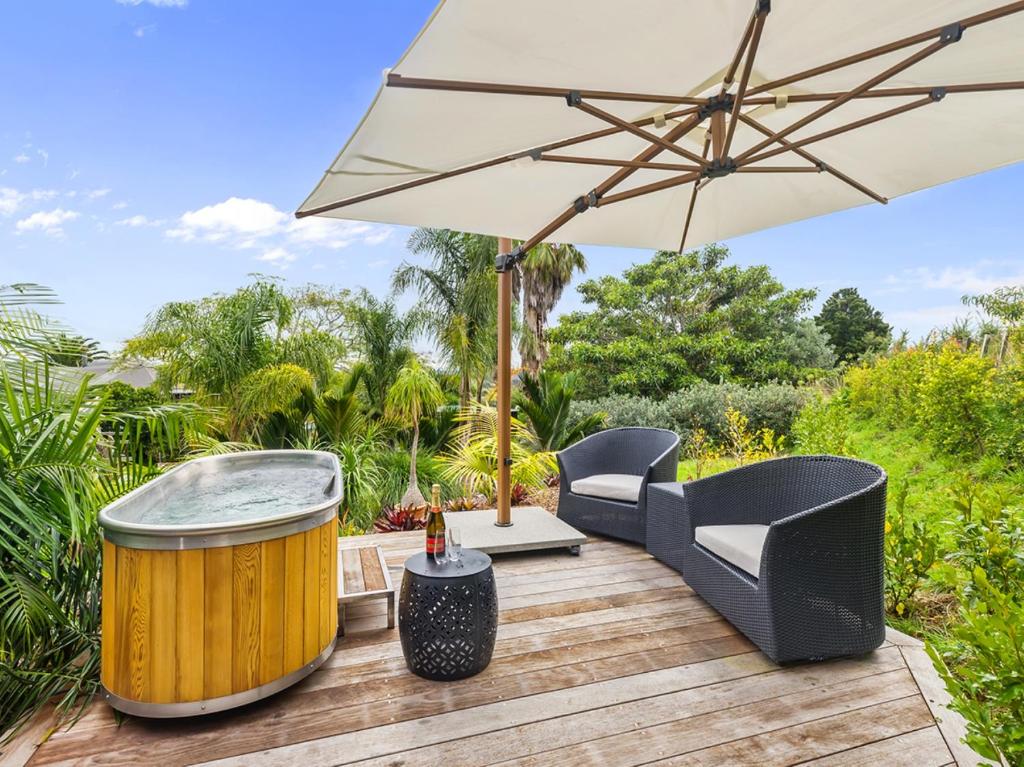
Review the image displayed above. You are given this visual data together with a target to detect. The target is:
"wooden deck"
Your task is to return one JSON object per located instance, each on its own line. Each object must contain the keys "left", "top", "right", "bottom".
{"left": 24, "top": 531, "right": 974, "bottom": 767}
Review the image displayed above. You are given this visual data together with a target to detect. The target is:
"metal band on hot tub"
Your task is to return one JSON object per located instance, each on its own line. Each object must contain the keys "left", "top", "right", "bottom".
{"left": 100, "top": 639, "right": 337, "bottom": 718}
{"left": 101, "top": 503, "right": 339, "bottom": 550}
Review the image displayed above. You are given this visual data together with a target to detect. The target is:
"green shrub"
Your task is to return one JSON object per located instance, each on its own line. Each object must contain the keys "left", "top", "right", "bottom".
{"left": 792, "top": 392, "right": 851, "bottom": 456}
{"left": 884, "top": 479, "right": 941, "bottom": 617}
{"left": 570, "top": 394, "right": 671, "bottom": 432}
{"left": 571, "top": 383, "right": 806, "bottom": 445}
{"left": 917, "top": 344, "right": 996, "bottom": 456}
{"left": 927, "top": 568, "right": 1024, "bottom": 765}
{"left": 847, "top": 348, "right": 928, "bottom": 426}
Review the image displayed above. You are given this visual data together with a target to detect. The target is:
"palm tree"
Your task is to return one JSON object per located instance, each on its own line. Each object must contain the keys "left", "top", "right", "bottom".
{"left": 0, "top": 286, "right": 214, "bottom": 736}
{"left": 394, "top": 229, "right": 497, "bottom": 409}
{"left": 386, "top": 357, "right": 445, "bottom": 508}
{"left": 348, "top": 291, "right": 415, "bottom": 417}
{"left": 519, "top": 243, "right": 586, "bottom": 374}
{"left": 514, "top": 369, "right": 606, "bottom": 451}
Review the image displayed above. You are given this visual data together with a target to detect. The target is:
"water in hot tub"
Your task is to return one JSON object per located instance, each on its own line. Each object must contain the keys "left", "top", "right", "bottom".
{"left": 137, "top": 464, "right": 336, "bottom": 526}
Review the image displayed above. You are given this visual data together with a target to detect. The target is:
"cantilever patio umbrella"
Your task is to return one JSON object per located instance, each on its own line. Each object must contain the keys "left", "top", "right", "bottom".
{"left": 297, "top": 0, "right": 1024, "bottom": 526}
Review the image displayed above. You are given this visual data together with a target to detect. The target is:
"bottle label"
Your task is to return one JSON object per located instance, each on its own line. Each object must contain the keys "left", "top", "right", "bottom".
{"left": 426, "top": 534, "right": 445, "bottom": 555}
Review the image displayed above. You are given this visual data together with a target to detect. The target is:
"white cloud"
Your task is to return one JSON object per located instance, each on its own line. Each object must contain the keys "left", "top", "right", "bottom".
{"left": 37, "top": 149, "right": 49, "bottom": 167}
{"left": 116, "top": 214, "right": 163, "bottom": 227}
{"left": 15, "top": 208, "right": 79, "bottom": 236}
{"left": 87, "top": 188, "right": 112, "bottom": 200}
{"left": 886, "top": 304, "right": 970, "bottom": 334}
{"left": 112, "top": 201, "right": 129, "bottom": 210}
{"left": 133, "top": 24, "right": 156, "bottom": 37}
{"left": 0, "top": 188, "right": 24, "bottom": 216}
{"left": 31, "top": 189, "right": 59, "bottom": 201}
{"left": 167, "top": 197, "right": 286, "bottom": 245}
{"left": 286, "top": 217, "right": 391, "bottom": 250}
{"left": 368, "top": 258, "right": 390, "bottom": 269}
{"left": 13, "top": 154, "right": 30, "bottom": 164}
{"left": 256, "top": 247, "right": 297, "bottom": 268}
{"left": 116, "top": 0, "right": 187, "bottom": 6}
{"left": 883, "top": 265, "right": 1024, "bottom": 296}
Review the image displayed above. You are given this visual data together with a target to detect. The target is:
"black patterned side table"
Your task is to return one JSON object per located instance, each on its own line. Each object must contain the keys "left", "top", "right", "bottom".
{"left": 398, "top": 549, "right": 498, "bottom": 681}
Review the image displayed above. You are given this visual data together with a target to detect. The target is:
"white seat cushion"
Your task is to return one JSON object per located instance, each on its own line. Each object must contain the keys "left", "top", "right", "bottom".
{"left": 570, "top": 473, "right": 643, "bottom": 503}
{"left": 694, "top": 524, "right": 769, "bottom": 577}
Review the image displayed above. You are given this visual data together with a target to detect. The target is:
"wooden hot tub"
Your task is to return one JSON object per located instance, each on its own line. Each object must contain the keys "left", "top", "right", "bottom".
{"left": 98, "top": 450, "right": 342, "bottom": 717}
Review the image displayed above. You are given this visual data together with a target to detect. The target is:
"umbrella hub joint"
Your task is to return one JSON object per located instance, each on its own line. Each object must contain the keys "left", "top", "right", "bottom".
{"left": 495, "top": 246, "right": 526, "bottom": 273}
{"left": 698, "top": 93, "right": 735, "bottom": 121}
{"left": 701, "top": 157, "right": 737, "bottom": 179}
{"left": 939, "top": 22, "right": 964, "bottom": 45}
{"left": 573, "top": 189, "right": 601, "bottom": 214}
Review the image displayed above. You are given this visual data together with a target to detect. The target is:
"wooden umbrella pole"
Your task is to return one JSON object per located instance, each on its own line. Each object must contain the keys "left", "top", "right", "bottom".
{"left": 496, "top": 236, "right": 514, "bottom": 527}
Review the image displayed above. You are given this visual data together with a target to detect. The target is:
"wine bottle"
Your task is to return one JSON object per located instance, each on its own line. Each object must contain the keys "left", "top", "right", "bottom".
{"left": 426, "top": 484, "right": 447, "bottom": 564}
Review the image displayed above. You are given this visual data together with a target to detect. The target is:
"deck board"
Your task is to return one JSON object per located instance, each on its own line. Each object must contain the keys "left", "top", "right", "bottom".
{"left": 27, "top": 531, "right": 969, "bottom": 767}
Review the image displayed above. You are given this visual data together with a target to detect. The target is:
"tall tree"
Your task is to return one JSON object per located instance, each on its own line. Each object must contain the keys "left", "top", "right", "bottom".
{"left": 348, "top": 290, "right": 415, "bottom": 417}
{"left": 547, "top": 245, "right": 818, "bottom": 398}
{"left": 519, "top": 243, "right": 586, "bottom": 374}
{"left": 123, "top": 279, "right": 342, "bottom": 440}
{"left": 815, "top": 287, "right": 892, "bottom": 362}
{"left": 385, "top": 357, "right": 445, "bottom": 508}
{"left": 393, "top": 229, "right": 497, "bottom": 408}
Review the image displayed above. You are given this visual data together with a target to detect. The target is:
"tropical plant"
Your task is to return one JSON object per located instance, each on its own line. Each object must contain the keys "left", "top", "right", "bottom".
{"left": 440, "top": 405, "right": 557, "bottom": 498}
{"left": 814, "top": 287, "right": 891, "bottom": 362}
{"left": 385, "top": 357, "right": 445, "bottom": 508}
{"left": 374, "top": 504, "right": 427, "bottom": 533}
{"left": 518, "top": 242, "right": 586, "bottom": 374}
{"left": 395, "top": 229, "right": 497, "bottom": 408}
{"left": 547, "top": 245, "right": 819, "bottom": 398}
{"left": 124, "top": 279, "right": 343, "bottom": 440}
{"left": 348, "top": 291, "right": 415, "bottom": 417}
{"left": 514, "top": 370, "right": 605, "bottom": 451}
{"left": 0, "top": 288, "right": 214, "bottom": 737}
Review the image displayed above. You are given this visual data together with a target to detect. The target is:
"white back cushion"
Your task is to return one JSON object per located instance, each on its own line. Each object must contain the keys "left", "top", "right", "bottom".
{"left": 694, "top": 524, "right": 769, "bottom": 577}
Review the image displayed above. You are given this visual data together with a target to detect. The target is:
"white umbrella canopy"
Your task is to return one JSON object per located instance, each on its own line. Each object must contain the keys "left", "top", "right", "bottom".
{"left": 298, "top": 0, "right": 1024, "bottom": 525}
{"left": 298, "top": 0, "right": 1024, "bottom": 252}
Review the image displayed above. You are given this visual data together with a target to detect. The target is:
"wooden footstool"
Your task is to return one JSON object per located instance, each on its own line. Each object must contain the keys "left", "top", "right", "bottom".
{"left": 338, "top": 544, "right": 396, "bottom": 635}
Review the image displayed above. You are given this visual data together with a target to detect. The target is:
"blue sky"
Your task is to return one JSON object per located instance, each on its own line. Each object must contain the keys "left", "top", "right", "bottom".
{"left": 2, "top": 0, "right": 1022, "bottom": 351}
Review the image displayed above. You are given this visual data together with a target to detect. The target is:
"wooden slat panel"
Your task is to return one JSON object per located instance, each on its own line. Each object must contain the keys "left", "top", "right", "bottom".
{"left": 359, "top": 547, "right": 386, "bottom": 592}
{"left": 283, "top": 533, "right": 306, "bottom": 674}
{"left": 259, "top": 538, "right": 286, "bottom": 686}
{"left": 232, "top": 543, "right": 262, "bottom": 694}
{"left": 116, "top": 547, "right": 151, "bottom": 702}
{"left": 303, "top": 528, "right": 321, "bottom": 661}
{"left": 100, "top": 539, "right": 116, "bottom": 691}
{"left": 649, "top": 695, "right": 936, "bottom": 766}
{"left": 319, "top": 521, "right": 333, "bottom": 647}
{"left": 340, "top": 548, "right": 364, "bottom": 595}
{"left": 797, "top": 724, "right": 952, "bottom": 766}
{"left": 176, "top": 548, "right": 205, "bottom": 702}
{"left": 148, "top": 550, "right": 177, "bottom": 703}
{"left": 204, "top": 546, "right": 234, "bottom": 699}
{"left": 329, "top": 519, "right": 338, "bottom": 636}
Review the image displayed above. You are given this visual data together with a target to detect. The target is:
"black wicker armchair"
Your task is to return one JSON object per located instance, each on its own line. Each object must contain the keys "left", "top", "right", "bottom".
{"left": 556, "top": 427, "right": 680, "bottom": 544}
{"left": 647, "top": 456, "right": 886, "bottom": 664}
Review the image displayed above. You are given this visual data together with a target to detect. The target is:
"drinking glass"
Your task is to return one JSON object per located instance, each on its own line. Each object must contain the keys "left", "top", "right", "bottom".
{"left": 447, "top": 527, "right": 463, "bottom": 568}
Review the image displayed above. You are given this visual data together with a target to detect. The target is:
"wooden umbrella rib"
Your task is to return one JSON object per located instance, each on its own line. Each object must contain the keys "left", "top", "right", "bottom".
{"left": 679, "top": 136, "right": 712, "bottom": 252}
{"left": 742, "top": 81, "right": 1024, "bottom": 105}
{"left": 723, "top": 10, "right": 767, "bottom": 157}
{"left": 722, "top": 8, "right": 759, "bottom": 88}
{"left": 735, "top": 166, "right": 823, "bottom": 173}
{"left": 739, "top": 95, "right": 937, "bottom": 166}
{"left": 735, "top": 38, "right": 947, "bottom": 163}
{"left": 540, "top": 155, "right": 701, "bottom": 172}
{"left": 746, "top": 0, "right": 1024, "bottom": 97}
{"left": 737, "top": 112, "right": 888, "bottom": 204}
{"left": 296, "top": 105, "right": 699, "bottom": 217}
{"left": 574, "top": 100, "right": 710, "bottom": 166}
{"left": 599, "top": 171, "right": 703, "bottom": 207}
{"left": 386, "top": 73, "right": 706, "bottom": 105}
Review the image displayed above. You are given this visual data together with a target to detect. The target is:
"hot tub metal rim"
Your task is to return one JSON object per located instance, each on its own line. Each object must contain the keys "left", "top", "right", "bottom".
{"left": 101, "top": 639, "right": 337, "bottom": 718}
{"left": 98, "top": 449, "right": 343, "bottom": 549}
